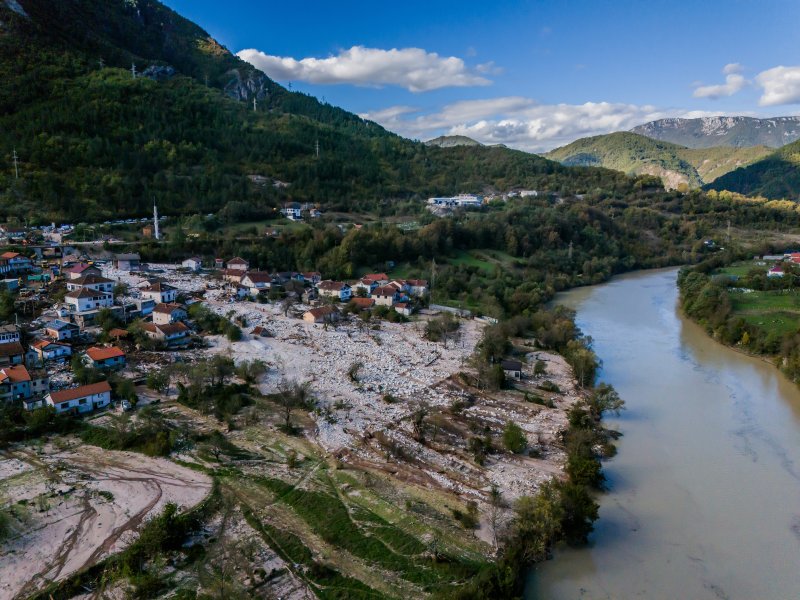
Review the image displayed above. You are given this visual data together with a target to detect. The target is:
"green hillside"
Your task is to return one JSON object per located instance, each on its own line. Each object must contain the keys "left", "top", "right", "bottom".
{"left": 425, "top": 135, "right": 483, "bottom": 148}
{"left": 545, "top": 132, "right": 770, "bottom": 189}
{"left": 706, "top": 139, "right": 800, "bottom": 200}
{"left": 0, "top": 0, "right": 636, "bottom": 223}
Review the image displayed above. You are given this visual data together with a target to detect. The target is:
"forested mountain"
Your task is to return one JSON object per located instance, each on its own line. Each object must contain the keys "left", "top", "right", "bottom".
{"left": 631, "top": 116, "right": 800, "bottom": 149}
{"left": 544, "top": 132, "right": 770, "bottom": 189}
{"left": 706, "top": 139, "right": 800, "bottom": 200}
{"left": 0, "top": 0, "right": 638, "bottom": 223}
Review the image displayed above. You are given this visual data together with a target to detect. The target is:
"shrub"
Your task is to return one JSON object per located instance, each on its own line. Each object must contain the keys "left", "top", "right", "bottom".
{"left": 502, "top": 422, "right": 527, "bottom": 454}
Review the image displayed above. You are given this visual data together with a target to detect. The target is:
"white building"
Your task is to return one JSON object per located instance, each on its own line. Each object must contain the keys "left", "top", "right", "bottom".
{"left": 66, "top": 274, "right": 115, "bottom": 294}
{"left": 140, "top": 281, "right": 178, "bottom": 304}
{"left": 45, "top": 381, "right": 112, "bottom": 414}
{"left": 0, "top": 324, "right": 19, "bottom": 344}
{"left": 317, "top": 281, "right": 352, "bottom": 302}
{"left": 152, "top": 303, "right": 187, "bottom": 325}
{"left": 240, "top": 272, "right": 273, "bottom": 295}
{"left": 31, "top": 340, "right": 72, "bottom": 362}
{"left": 65, "top": 288, "right": 113, "bottom": 312}
{"left": 427, "top": 194, "right": 483, "bottom": 208}
{"left": 181, "top": 257, "right": 203, "bottom": 271}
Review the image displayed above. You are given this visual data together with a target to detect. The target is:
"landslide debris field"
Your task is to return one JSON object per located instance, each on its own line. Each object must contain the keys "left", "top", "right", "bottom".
{"left": 0, "top": 263, "right": 586, "bottom": 598}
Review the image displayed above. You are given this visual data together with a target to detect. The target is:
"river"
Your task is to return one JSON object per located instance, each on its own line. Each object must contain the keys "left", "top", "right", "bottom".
{"left": 528, "top": 267, "right": 800, "bottom": 600}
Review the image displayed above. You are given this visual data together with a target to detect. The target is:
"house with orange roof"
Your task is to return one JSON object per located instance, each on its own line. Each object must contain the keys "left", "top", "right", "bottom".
{"left": 45, "top": 381, "right": 112, "bottom": 414}
{"left": 84, "top": 346, "right": 126, "bottom": 369}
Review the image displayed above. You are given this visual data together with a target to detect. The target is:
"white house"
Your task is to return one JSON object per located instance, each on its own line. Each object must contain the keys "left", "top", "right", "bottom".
{"left": 114, "top": 253, "right": 141, "bottom": 271}
{"left": 240, "top": 272, "right": 273, "bottom": 295}
{"left": 44, "top": 320, "right": 80, "bottom": 341}
{"left": 353, "top": 278, "right": 379, "bottom": 295}
{"left": 181, "top": 257, "right": 203, "bottom": 271}
{"left": 31, "top": 340, "right": 72, "bottom": 362}
{"left": 152, "top": 303, "right": 187, "bottom": 325}
{"left": 372, "top": 285, "right": 399, "bottom": 307}
{"left": 768, "top": 265, "right": 785, "bottom": 278}
{"left": 317, "top": 281, "right": 352, "bottom": 302}
{"left": 140, "top": 281, "right": 178, "bottom": 304}
{"left": 142, "top": 322, "right": 191, "bottom": 347}
{"left": 427, "top": 194, "right": 483, "bottom": 208}
{"left": 45, "top": 381, "right": 112, "bottom": 414}
{"left": 0, "top": 324, "right": 19, "bottom": 344}
{"left": 65, "top": 288, "right": 113, "bottom": 312}
{"left": 226, "top": 257, "right": 249, "bottom": 272}
{"left": 281, "top": 203, "right": 303, "bottom": 220}
{"left": 405, "top": 279, "right": 429, "bottom": 297}
{"left": 303, "top": 306, "right": 340, "bottom": 324}
{"left": 0, "top": 365, "right": 32, "bottom": 403}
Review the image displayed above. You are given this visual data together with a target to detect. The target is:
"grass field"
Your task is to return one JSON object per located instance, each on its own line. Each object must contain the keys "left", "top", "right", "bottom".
{"left": 716, "top": 260, "right": 771, "bottom": 278}
{"left": 729, "top": 289, "right": 800, "bottom": 336}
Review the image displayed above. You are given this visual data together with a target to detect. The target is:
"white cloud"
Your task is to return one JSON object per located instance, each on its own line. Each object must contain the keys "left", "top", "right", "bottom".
{"left": 360, "top": 98, "right": 740, "bottom": 152}
{"left": 693, "top": 64, "right": 748, "bottom": 99}
{"left": 756, "top": 66, "right": 800, "bottom": 106}
{"left": 236, "top": 46, "right": 491, "bottom": 92}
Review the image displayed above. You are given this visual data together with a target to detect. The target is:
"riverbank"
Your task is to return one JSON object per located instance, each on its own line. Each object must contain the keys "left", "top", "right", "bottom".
{"left": 530, "top": 267, "right": 800, "bottom": 599}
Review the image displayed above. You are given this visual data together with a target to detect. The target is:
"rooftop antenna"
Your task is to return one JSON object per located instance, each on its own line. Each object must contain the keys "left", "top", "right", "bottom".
{"left": 131, "top": 62, "right": 137, "bottom": 79}
{"left": 153, "top": 200, "right": 160, "bottom": 241}
{"left": 12, "top": 148, "right": 19, "bottom": 179}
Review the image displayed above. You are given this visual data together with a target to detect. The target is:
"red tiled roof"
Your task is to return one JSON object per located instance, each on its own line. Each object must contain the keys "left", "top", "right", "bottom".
{"left": 86, "top": 346, "right": 125, "bottom": 361}
{"left": 0, "top": 365, "right": 30, "bottom": 383}
{"left": 364, "top": 273, "right": 388, "bottom": 281}
{"left": 0, "top": 341, "right": 23, "bottom": 356}
{"left": 350, "top": 298, "right": 375, "bottom": 308}
{"left": 32, "top": 339, "right": 69, "bottom": 350}
{"left": 152, "top": 303, "right": 185, "bottom": 314}
{"left": 318, "top": 280, "right": 348, "bottom": 291}
{"left": 50, "top": 381, "right": 111, "bottom": 403}
{"left": 227, "top": 257, "right": 248, "bottom": 265}
{"left": 373, "top": 286, "right": 397, "bottom": 297}
{"left": 306, "top": 306, "right": 339, "bottom": 318}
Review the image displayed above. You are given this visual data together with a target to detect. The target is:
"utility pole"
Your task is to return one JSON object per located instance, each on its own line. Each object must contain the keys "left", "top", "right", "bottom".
{"left": 153, "top": 201, "right": 160, "bottom": 241}
{"left": 568, "top": 240, "right": 573, "bottom": 260}
{"left": 431, "top": 258, "right": 436, "bottom": 304}
{"left": 131, "top": 62, "right": 137, "bottom": 79}
{"left": 727, "top": 219, "right": 731, "bottom": 243}
{"left": 253, "top": 97, "right": 257, "bottom": 112}
{"left": 315, "top": 139, "right": 320, "bottom": 159}
{"left": 12, "top": 148, "right": 19, "bottom": 179}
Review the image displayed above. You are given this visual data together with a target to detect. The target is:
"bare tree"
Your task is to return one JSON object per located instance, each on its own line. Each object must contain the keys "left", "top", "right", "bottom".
{"left": 410, "top": 402, "right": 429, "bottom": 443}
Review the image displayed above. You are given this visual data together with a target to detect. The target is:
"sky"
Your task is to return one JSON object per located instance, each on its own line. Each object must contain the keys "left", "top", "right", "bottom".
{"left": 164, "top": 0, "right": 800, "bottom": 152}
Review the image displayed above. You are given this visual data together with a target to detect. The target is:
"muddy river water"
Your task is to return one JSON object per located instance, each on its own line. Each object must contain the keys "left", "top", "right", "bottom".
{"left": 528, "top": 268, "right": 800, "bottom": 600}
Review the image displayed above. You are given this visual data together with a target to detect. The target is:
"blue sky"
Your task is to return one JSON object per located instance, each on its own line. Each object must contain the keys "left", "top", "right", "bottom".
{"left": 163, "top": 0, "right": 800, "bottom": 151}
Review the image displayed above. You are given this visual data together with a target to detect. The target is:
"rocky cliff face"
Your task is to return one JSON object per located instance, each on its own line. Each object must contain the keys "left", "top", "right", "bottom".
{"left": 631, "top": 116, "right": 800, "bottom": 149}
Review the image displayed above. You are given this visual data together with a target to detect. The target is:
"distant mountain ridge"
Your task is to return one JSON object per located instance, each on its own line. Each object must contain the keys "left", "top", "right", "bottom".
{"left": 631, "top": 116, "right": 800, "bottom": 149}
{"left": 425, "top": 135, "right": 482, "bottom": 148}
{"left": 544, "top": 132, "right": 771, "bottom": 189}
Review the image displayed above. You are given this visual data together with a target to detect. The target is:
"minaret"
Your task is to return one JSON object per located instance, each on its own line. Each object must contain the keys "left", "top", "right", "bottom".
{"left": 153, "top": 202, "right": 160, "bottom": 240}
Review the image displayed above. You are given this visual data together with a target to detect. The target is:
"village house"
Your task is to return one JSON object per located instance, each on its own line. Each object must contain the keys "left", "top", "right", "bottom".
{"left": 405, "top": 279, "right": 429, "bottom": 297}
{"left": 114, "top": 253, "right": 141, "bottom": 271}
{"left": 0, "top": 365, "right": 33, "bottom": 403}
{"left": 301, "top": 287, "right": 318, "bottom": 304}
{"left": 303, "top": 305, "right": 340, "bottom": 324}
{"left": 768, "top": 265, "right": 785, "bottom": 278}
{"left": 372, "top": 285, "right": 399, "bottom": 306}
{"left": 152, "top": 303, "right": 187, "bottom": 325}
{"left": 214, "top": 257, "right": 225, "bottom": 269}
{"left": 134, "top": 298, "right": 156, "bottom": 316}
{"left": 0, "top": 341, "right": 24, "bottom": 366}
{"left": 501, "top": 359, "right": 523, "bottom": 380}
{"left": 251, "top": 326, "right": 271, "bottom": 338}
{"left": 1, "top": 252, "right": 33, "bottom": 273}
{"left": 84, "top": 346, "right": 126, "bottom": 369}
{"left": 394, "top": 302, "right": 413, "bottom": 317}
{"left": 222, "top": 269, "right": 246, "bottom": 285}
{"left": 364, "top": 273, "right": 389, "bottom": 285}
{"left": 44, "top": 319, "right": 80, "bottom": 341}
{"left": 44, "top": 381, "right": 112, "bottom": 414}
{"left": 302, "top": 272, "right": 322, "bottom": 284}
{"left": 65, "top": 288, "right": 113, "bottom": 312}
{"left": 142, "top": 322, "right": 191, "bottom": 347}
{"left": 140, "top": 281, "right": 178, "bottom": 304}
{"left": 240, "top": 271, "right": 273, "bottom": 295}
{"left": 181, "top": 256, "right": 203, "bottom": 271}
{"left": 353, "top": 277, "right": 379, "bottom": 296}
{"left": 226, "top": 257, "right": 249, "bottom": 271}
{"left": 66, "top": 274, "right": 115, "bottom": 294}
{"left": 349, "top": 297, "right": 375, "bottom": 311}
{"left": 31, "top": 339, "right": 72, "bottom": 363}
{"left": 0, "top": 324, "right": 19, "bottom": 344}
{"left": 317, "top": 280, "right": 352, "bottom": 302}
{"left": 280, "top": 202, "right": 303, "bottom": 220}
{"left": 64, "top": 263, "right": 101, "bottom": 280}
